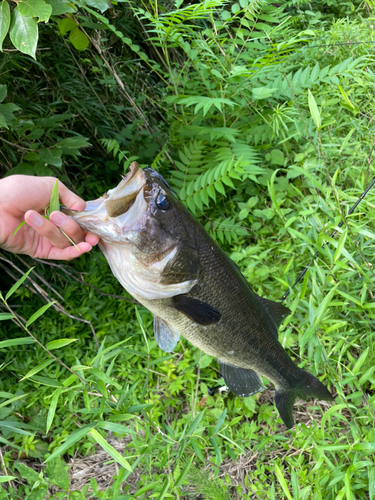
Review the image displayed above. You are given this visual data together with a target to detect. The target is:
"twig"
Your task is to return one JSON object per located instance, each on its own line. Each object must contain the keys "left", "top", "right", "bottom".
{"left": 0, "top": 254, "right": 100, "bottom": 349}
{"left": 0, "top": 137, "right": 34, "bottom": 152}
{"left": 2, "top": 302, "right": 87, "bottom": 385}
{"left": 0, "top": 446, "right": 13, "bottom": 489}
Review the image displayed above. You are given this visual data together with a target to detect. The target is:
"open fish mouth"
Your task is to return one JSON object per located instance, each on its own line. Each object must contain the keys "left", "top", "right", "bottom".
{"left": 61, "top": 162, "right": 147, "bottom": 241}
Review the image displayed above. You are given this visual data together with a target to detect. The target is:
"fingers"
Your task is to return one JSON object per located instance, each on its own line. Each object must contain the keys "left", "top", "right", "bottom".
{"left": 49, "top": 211, "right": 88, "bottom": 243}
{"left": 47, "top": 241, "right": 93, "bottom": 261}
{"left": 25, "top": 210, "right": 85, "bottom": 249}
{"left": 85, "top": 233, "right": 100, "bottom": 246}
{"left": 57, "top": 180, "right": 86, "bottom": 211}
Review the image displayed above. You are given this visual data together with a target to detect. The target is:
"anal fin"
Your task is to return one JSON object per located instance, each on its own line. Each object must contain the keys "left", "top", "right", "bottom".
{"left": 154, "top": 316, "right": 180, "bottom": 353}
{"left": 218, "top": 360, "right": 263, "bottom": 397}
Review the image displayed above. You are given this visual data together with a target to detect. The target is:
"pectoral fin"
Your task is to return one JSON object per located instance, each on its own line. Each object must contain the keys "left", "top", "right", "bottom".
{"left": 153, "top": 316, "right": 180, "bottom": 352}
{"left": 218, "top": 360, "right": 263, "bottom": 397}
{"left": 172, "top": 295, "right": 221, "bottom": 325}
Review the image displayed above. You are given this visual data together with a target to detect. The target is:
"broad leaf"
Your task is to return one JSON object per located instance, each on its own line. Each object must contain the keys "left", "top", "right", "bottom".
{"left": 0, "top": 84, "right": 7, "bottom": 103}
{"left": 0, "top": 0, "right": 10, "bottom": 51}
{"left": 58, "top": 17, "right": 76, "bottom": 34}
{"left": 39, "top": 148, "right": 62, "bottom": 167}
{"left": 18, "top": 0, "right": 52, "bottom": 23}
{"left": 69, "top": 27, "right": 89, "bottom": 50}
{"left": 45, "top": 458, "right": 70, "bottom": 490}
{"left": 85, "top": 0, "right": 108, "bottom": 13}
{"left": 9, "top": 7, "right": 38, "bottom": 59}
{"left": 45, "top": 0, "right": 74, "bottom": 14}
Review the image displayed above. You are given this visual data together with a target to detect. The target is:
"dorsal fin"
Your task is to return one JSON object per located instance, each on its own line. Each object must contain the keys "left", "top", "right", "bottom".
{"left": 257, "top": 296, "right": 291, "bottom": 329}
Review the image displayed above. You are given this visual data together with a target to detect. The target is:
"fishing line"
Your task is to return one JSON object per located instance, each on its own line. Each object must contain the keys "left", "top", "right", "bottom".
{"left": 280, "top": 176, "right": 375, "bottom": 302}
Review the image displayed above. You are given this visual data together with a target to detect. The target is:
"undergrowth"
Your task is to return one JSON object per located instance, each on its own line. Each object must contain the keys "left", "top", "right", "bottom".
{"left": 1, "top": 0, "right": 375, "bottom": 499}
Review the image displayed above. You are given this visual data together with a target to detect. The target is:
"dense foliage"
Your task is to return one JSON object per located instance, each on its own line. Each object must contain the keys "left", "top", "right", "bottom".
{"left": 1, "top": 0, "right": 375, "bottom": 498}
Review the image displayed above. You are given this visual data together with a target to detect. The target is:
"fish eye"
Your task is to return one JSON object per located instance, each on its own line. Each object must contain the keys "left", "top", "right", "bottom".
{"left": 156, "top": 193, "right": 170, "bottom": 210}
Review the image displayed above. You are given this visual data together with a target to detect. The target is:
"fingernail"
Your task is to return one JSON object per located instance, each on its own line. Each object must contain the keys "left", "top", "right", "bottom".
{"left": 50, "top": 212, "right": 67, "bottom": 225}
{"left": 27, "top": 212, "right": 43, "bottom": 227}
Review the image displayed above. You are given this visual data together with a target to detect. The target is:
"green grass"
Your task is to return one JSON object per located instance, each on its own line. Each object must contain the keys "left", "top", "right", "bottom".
{"left": 1, "top": 0, "right": 375, "bottom": 498}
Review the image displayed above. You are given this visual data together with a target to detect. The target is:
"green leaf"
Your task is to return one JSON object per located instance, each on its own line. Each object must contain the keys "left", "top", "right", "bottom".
{"left": 69, "top": 27, "right": 89, "bottom": 50}
{"left": 20, "top": 358, "right": 55, "bottom": 381}
{"left": 45, "top": 0, "right": 74, "bottom": 14}
{"left": 333, "top": 229, "right": 347, "bottom": 262}
{"left": 0, "top": 394, "right": 27, "bottom": 408}
{"left": 274, "top": 463, "right": 293, "bottom": 500}
{"left": 48, "top": 178, "right": 60, "bottom": 213}
{"left": 308, "top": 89, "right": 321, "bottom": 129}
{"left": 18, "top": 0, "right": 52, "bottom": 22}
{"left": 89, "top": 428, "right": 132, "bottom": 471}
{"left": 0, "top": 1, "right": 10, "bottom": 52}
{"left": 39, "top": 148, "right": 62, "bottom": 168}
{"left": 85, "top": 0, "right": 108, "bottom": 12}
{"left": 58, "top": 17, "right": 76, "bottom": 34}
{"left": 46, "top": 458, "right": 70, "bottom": 490}
{"left": 314, "top": 285, "right": 338, "bottom": 326}
{"left": 30, "top": 375, "right": 63, "bottom": 387}
{"left": 0, "top": 84, "right": 7, "bottom": 103}
{"left": 0, "top": 476, "right": 17, "bottom": 483}
{"left": 186, "top": 411, "right": 205, "bottom": 436}
{"left": 15, "top": 462, "right": 40, "bottom": 485}
{"left": 13, "top": 220, "right": 26, "bottom": 237}
{"left": 156, "top": 477, "right": 170, "bottom": 500}
{"left": 174, "top": 455, "right": 194, "bottom": 488}
{"left": 5, "top": 267, "right": 34, "bottom": 301}
{"left": 0, "top": 313, "right": 13, "bottom": 321}
{"left": 0, "top": 337, "right": 34, "bottom": 348}
{"left": 25, "top": 485, "right": 48, "bottom": 500}
{"left": 45, "top": 424, "right": 96, "bottom": 463}
{"left": 252, "top": 87, "right": 278, "bottom": 100}
{"left": 26, "top": 301, "right": 55, "bottom": 328}
{"left": 46, "top": 338, "right": 78, "bottom": 350}
{"left": 91, "top": 367, "right": 122, "bottom": 390}
{"left": 338, "top": 84, "right": 356, "bottom": 110}
{"left": 46, "top": 389, "right": 61, "bottom": 433}
{"left": 0, "top": 112, "right": 7, "bottom": 128}
{"left": 9, "top": 7, "right": 38, "bottom": 59}
{"left": 212, "top": 409, "right": 227, "bottom": 435}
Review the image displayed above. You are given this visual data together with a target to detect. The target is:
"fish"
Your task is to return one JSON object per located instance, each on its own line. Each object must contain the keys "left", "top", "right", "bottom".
{"left": 62, "top": 161, "right": 334, "bottom": 428}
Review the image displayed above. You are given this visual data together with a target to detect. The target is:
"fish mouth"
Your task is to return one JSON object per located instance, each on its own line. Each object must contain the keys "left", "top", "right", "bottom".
{"left": 61, "top": 161, "right": 147, "bottom": 239}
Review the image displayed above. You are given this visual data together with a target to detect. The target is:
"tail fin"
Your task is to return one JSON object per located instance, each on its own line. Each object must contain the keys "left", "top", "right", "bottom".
{"left": 275, "top": 370, "right": 334, "bottom": 429}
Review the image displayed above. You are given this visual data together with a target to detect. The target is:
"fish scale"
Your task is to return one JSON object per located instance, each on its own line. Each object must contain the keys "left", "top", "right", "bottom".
{"left": 63, "top": 162, "right": 334, "bottom": 428}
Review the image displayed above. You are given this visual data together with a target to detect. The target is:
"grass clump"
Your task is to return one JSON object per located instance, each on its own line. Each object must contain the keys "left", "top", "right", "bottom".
{"left": 1, "top": 0, "right": 375, "bottom": 499}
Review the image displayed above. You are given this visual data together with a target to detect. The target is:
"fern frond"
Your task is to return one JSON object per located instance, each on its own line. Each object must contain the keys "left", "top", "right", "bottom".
{"left": 169, "top": 140, "right": 206, "bottom": 191}
{"left": 100, "top": 138, "right": 132, "bottom": 171}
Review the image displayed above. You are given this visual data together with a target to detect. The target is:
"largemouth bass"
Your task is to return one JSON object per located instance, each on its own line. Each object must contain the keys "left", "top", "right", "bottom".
{"left": 63, "top": 162, "right": 333, "bottom": 428}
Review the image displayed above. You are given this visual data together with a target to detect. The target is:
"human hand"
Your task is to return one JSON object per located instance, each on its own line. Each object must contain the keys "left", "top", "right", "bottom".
{"left": 0, "top": 175, "right": 99, "bottom": 260}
